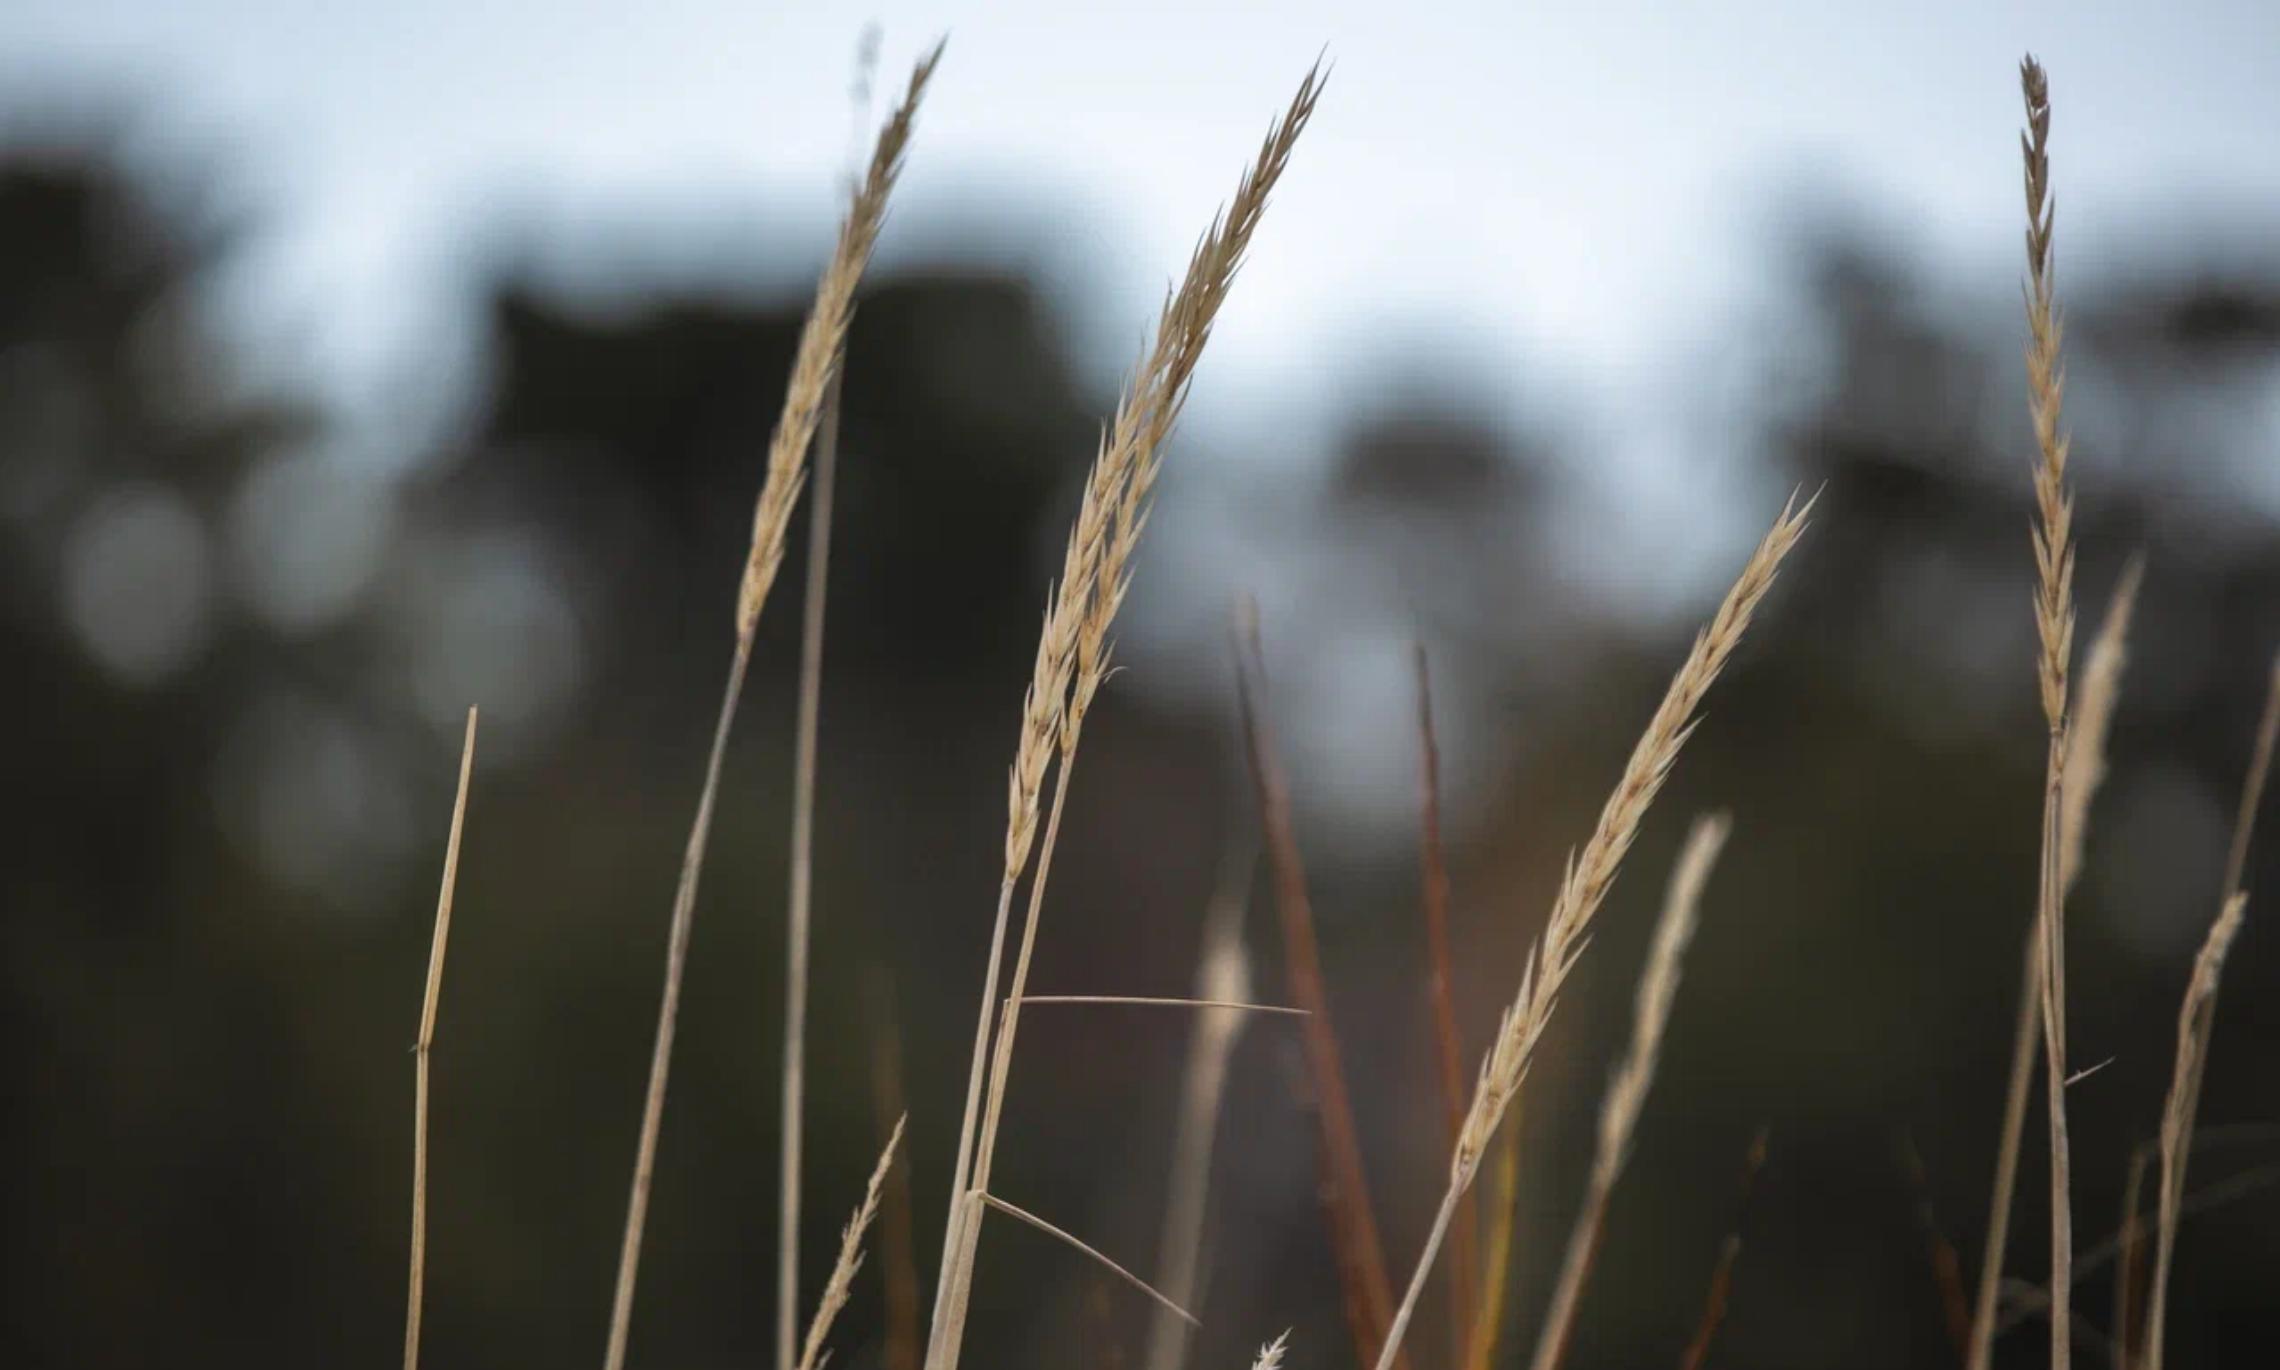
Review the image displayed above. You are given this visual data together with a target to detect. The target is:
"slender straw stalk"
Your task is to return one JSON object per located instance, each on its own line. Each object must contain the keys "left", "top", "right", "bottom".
{"left": 1372, "top": 494, "right": 1811, "bottom": 1370}
{"left": 1990, "top": 56, "right": 2082, "bottom": 1370}
{"left": 1414, "top": 646, "right": 1479, "bottom": 1364}
{"left": 601, "top": 48, "right": 939, "bottom": 1370}
{"left": 778, "top": 369, "right": 843, "bottom": 1370}
{"left": 796, "top": 1117, "right": 905, "bottom": 1370}
{"left": 1972, "top": 557, "right": 2140, "bottom": 1369}
{"left": 1144, "top": 847, "right": 1261, "bottom": 1370}
{"left": 925, "top": 66, "right": 1322, "bottom": 1370}
{"left": 1236, "top": 607, "right": 1405, "bottom": 1370}
{"left": 403, "top": 707, "right": 478, "bottom": 1370}
{"left": 1527, "top": 814, "right": 1731, "bottom": 1370}
{"left": 977, "top": 1193, "right": 1200, "bottom": 1328}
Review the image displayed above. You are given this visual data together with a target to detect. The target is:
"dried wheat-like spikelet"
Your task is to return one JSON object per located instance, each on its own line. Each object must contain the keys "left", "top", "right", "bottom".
{"left": 601, "top": 46, "right": 941, "bottom": 1370}
{"left": 2142, "top": 894, "right": 2249, "bottom": 1370}
{"left": 1250, "top": 1332, "right": 1291, "bottom": 1370}
{"left": 1527, "top": 813, "right": 1731, "bottom": 1370}
{"left": 1372, "top": 493, "right": 1810, "bottom": 1370}
{"left": 796, "top": 1116, "right": 906, "bottom": 1370}
{"left": 737, "top": 44, "right": 943, "bottom": 637}
{"left": 925, "top": 65, "right": 1323, "bottom": 1370}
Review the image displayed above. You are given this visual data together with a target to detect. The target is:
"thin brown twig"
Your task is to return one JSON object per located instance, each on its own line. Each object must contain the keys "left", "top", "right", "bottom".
{"left": 404, "top": 707, "right": 478, "bottom": 1370}
{"left": 1237, "top": 602, "right": 1406, "bottom": 1370}
{"left": 1897, "top": 1134, "right": 1975, "bottom": 1363}
{"left": 1529, "top": 814, "right": 1731, "bottom": 1370}
{"left": 1415, "top": 644, "right": 1479, "bottom": 1366}
{"left": 603, "top": 48, "right": 939, "bottom": 1370}
{"left": 1678, "top": 1127, "right": 1771, "bottom": 1370}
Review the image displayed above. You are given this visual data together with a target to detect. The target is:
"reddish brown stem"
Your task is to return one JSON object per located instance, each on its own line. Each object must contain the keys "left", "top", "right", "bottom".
{"left": 1414, "top": 644, "right": 1479, "bottom": 1364}
{"left": 1236, "top": 606, "right": 1405, "bottom": 1370}
{"left": 1678, "top": 1128, "right": 1770, "bottom": 1370}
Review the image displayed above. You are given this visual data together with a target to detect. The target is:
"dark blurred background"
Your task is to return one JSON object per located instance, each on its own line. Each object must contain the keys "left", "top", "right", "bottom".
{"left": 5, "top": 6, "right": 2280, "bottom": 1369}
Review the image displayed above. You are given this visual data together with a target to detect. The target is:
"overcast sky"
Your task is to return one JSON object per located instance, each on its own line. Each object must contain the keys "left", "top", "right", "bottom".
{"left": 5, "top": 0, "right": 2277, "bottom": 541}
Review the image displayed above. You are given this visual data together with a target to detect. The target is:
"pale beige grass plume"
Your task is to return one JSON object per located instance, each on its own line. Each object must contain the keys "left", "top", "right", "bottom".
{"left": 796, "top": 1116, "right": 906, "bottom": 1370}
{"left": 1250, "top": 1331, "right": 1291, "bottom": 1370}
{"left": 599, "top": 44, "right": 941, "bottom": 1370}
{"left": 1371, "top": 491, "right": 1812, "bottom": 1370}
{"left": 2142, "top": 651, "right": 2279, "bottom": 1369}
{"left": 1527, "top": 813, "right": 1732, "bottom": 1370}
{"left": 2141, "top": 893, "right": 2248, "bottom": 1370}
{"left": 924, "top": 65, "right": 1323, "bottom": 1370}
{"left": 402, "top": 706, "right": 478, "bottom": 1370}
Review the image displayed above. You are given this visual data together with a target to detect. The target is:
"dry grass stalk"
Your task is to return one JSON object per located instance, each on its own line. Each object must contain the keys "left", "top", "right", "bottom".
{"left": 1237, "top": 604, "right": 1406, "bottom": 1370}
{"left": 1250, "top": 1332, "right": 1291, "bottom": 1370}
{"left": 1965, "top": 55, "right": 2083, "bottom": 1370}
{"left": 925, "top": 66, "right": 1322, "bottom": 1370}
{"left": 977, "top": 1192, "right": 1200, "bottom": 1328}
{"left": 1372, "top": 494, "right": 1811, "bottom": 1370}
{"left": 601, "top": 48, "right": 939, "bottom": 1370}
{"left": 796, "top": 1116, "right": 905, "bottom": 1370}
{"left": 403, "top": 707, "right": 478, "bottom": 1370}
{"left": 2220, "top": 652, "right": 2280, "bottom": 899}
{"left": 864, "top": 970, "right": 922, "bottom": 1370}
{"left": 1971, "top": 557, "right": 2139, "bottom": 1370}
{"left": 2143, "top": 893, "right": 2250, "bottom": 1370}
{"left": 1413, "top": 646, "right": 1480, "bottom": 1364}
{"left": 1999, "top": 1141, "right": 2280, "bottom": 1338}
{"left": 778, "top": 367, "right": 844, "bottom": 1370}
{"left": 1528, "top": 814, "right": 1731, "bottom": 1370}
{"left": 1144, "top": 846, "right": 1259, "bottom": 1370}
{"left": 1020, "top": 994, "right": 1303, "bottom": 1015}
{"left": 2133, "top": 652, "right": 2280, "bottom": 1366}
{"left": 2112, "top": 1143, "right": 2151, "bottom": 1370}
{"left": 1677, "top": 1127, "right": 1770, "bottom": 1370}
